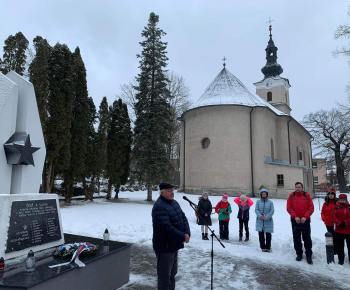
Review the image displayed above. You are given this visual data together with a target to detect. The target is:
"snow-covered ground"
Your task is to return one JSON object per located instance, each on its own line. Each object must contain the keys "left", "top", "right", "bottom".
{"left": 60, "top": 191, "right": 350, "bottom": 289}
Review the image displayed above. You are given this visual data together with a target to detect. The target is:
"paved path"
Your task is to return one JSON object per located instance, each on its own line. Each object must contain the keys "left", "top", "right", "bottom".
{"left": 121, "top": 244, "right": 347, "bottom": 290}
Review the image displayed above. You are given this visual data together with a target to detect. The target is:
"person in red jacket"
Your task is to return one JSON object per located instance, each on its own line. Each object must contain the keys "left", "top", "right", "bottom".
{"left": 321, "top": 188, "right": 338, "bottom": 254}
{"left": 215, "top": 193, "right": 232, "bottom": 240}
{"left": 286, "top": 182, "right": 314, "bottom": 265}
{"left": 334, "top": 194, "right": 350, "bottom": 265}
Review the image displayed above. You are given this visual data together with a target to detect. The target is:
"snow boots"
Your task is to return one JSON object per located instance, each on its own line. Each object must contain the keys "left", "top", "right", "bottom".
{"left": 202, "top": 233, "right": 205, "bottom": 240}
{"left": 202, "top": 233, "right": 209, "bottom": 240}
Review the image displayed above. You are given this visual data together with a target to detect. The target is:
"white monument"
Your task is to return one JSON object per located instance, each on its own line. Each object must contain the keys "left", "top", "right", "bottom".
{"left": 0, "top": 71, "right": 64, "bottom": 261}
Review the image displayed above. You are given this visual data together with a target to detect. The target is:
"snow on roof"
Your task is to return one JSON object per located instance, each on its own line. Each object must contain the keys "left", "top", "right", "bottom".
{"left": 190, "top": 68, "right": 287, "bottom": 116}
{"left": 0, "top": 73, "right": 17, "bottom": 115}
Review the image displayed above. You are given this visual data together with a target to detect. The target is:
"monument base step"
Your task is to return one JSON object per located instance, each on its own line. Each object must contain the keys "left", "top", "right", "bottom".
{"left": 0, "top": 233, "right": 131, "bottom": 290}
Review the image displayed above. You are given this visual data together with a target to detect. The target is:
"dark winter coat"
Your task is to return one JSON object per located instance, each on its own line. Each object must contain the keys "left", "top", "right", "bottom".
{"left": 255, "top": 193, "right": 274, "bottom": 233}
{"left": 334, "top": 201, "right": 350, "bottom": 234}
{"left": 152, "top": 195, "right": 191, "bottom": 253}
{"left": 197, "top": 198, "right": 212, "bottom": 226}
{"left": 234, "top": 197, "right": 254, "bottom": 221}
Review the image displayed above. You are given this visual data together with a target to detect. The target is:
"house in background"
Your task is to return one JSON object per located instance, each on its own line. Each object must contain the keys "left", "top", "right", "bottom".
{"left": 312, "top": 158, "right": 327, "bottom": 187}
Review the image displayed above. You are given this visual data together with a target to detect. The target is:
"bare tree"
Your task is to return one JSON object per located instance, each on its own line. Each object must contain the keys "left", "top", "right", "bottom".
{"left": 118, "top": 71, "right": 191, "bottom": 160}
{"left": 166, "top": 71, "right": 191, "bottom": 160}
{"left": 334, "top": 8, "right": 350, "bottom": 94}
{"left": 303, "top": 108, "right": 350, "bottom": 192}
{"left": 118, "top": 79, "right": 137, "bottom": 125}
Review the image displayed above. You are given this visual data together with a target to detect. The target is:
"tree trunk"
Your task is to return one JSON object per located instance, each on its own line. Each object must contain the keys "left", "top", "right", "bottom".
{"left": 64, "top": 177, "right": 73, "bottom": 203}
{"left": 114, "top": 184, "right": 120, "bottom": 199}
{"left": 106, "top": 179, "right": 112, "bottom": 199}
{"left": 98, "top": 177, "right": 101, "bottom": 196}
{"left": 41, "top": 160, "right": 47, "bottom": 193}
{"left": 147, "top": 184, "right": 152, "bottom": 201}
{"left": 89, "top": 176, "right": 95, "bottom": 201}
{"left": 337, "top": 165, "right": 347, "bottom": 192}
{"left": 335, "top": 150, "right": 347, "bottom": 193}
{"left": 46, "top": 159, "right": 54, "bottom": 193}
{"left": 83, "top": 179, "right": 89, "bottom": 200}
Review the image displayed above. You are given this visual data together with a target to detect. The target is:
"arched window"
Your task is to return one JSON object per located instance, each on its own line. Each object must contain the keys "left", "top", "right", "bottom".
{"left": 267, "top": 92, "right": 272, "bottom": 102}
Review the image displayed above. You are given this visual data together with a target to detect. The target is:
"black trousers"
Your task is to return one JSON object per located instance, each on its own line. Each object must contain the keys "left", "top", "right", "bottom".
{"left": 219, "top": 220, "right": 229, "bottom": 239}
{"left": 239, "top": 219, "right": 249, "bottom": 237}
{"left": 292, "top": 223, "right": 312, "bottom": 257}
{"left": 155, "top": 251, "right": 178, "bottom": 290}
{"left": 336, "top": 233, "right": 350, "bottom": 264}
{"left": 326, "top": 225, "right": 337, "bottom": 254}
{"left": 259, "top": 230, "right": 272, "bottom": 250}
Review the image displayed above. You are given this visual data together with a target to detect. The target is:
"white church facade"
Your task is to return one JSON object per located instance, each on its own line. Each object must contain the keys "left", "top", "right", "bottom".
{"left": 179, "top": 27, "right": 313, "bottom": 198}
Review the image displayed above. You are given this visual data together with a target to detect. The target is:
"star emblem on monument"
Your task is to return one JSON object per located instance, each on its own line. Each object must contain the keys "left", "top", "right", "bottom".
{"left": 3, "top": 132, "right": 40, "bottom": 166}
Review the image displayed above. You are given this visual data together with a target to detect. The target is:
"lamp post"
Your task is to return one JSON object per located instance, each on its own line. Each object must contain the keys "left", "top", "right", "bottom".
{"left": 325, "top": 232, "right": 335, "bottom": 264}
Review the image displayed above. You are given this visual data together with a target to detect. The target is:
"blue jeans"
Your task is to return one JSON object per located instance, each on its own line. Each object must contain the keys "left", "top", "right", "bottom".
{"left": 155, "top": 251, "right": 178, "bottom": 290}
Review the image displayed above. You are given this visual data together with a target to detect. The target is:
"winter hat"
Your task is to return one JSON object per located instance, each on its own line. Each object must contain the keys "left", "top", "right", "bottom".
{"left": 202, "top": 191, "right": 209, "bottom": 198}
{"left": 327, "top": 188, "right": 336, "bottom": 196}
{"left": 240, "top": 194, "right": 247, "bottom": 203}
{"left": 339, "top": 194, "right": 347, "bottom": 201}
{"left": 222, "top": 193, "right": 228, "bottom": 200}
{"left": 159, "top": 182, "right": 175, "bottom": 190}
{"left": 260, "top": 188, "right": 268, "bottom": 194}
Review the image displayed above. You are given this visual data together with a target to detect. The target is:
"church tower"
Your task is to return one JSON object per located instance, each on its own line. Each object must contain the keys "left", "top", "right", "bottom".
{"left": 254, "top": 24, "right": 291, "bottom": 115}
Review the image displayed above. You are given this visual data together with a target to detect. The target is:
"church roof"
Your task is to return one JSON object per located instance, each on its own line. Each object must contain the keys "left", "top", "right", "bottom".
{"left": 190, "top": 67, "right": 287, "bottom": 116}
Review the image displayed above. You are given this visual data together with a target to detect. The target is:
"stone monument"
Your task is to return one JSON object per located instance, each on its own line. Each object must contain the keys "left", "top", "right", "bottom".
{"left": 0, "top": 71, "right": 64, "bottom": 261}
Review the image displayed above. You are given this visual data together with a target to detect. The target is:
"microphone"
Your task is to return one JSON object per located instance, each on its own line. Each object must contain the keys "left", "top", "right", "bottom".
{"left": 183, "top": 196, "right": 196, "bottom": 206}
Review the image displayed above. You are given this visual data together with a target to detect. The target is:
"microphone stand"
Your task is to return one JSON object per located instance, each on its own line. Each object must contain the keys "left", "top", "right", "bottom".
{"left": 183, "top": 197, "right": 225, "bottom": 290}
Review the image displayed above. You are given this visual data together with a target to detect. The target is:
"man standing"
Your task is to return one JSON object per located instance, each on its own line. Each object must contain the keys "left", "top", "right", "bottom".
{"left": 152, "top": 182, "right": 191, "bottom": 290}
{"left": 287, "top": 182, "right": 314, "bottom": 264}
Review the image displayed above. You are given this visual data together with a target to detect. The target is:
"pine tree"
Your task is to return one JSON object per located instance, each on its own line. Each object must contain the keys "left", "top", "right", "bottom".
{"left": 2, "top": 32, "right": 29, "bottom": 75}
{"left": 133, "top": 12, "right": 172, "bottom": 201}
{"left": 46, "top": 43, "right": 74, "bottom": 196}
{"left": 95, "top": 97, "right": 109, "bottom": 193}
{"left": 63, "top": 47, "right": 90, "bottom": 202}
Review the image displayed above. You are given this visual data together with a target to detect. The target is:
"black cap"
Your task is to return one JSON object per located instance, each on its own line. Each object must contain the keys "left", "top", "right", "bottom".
{"left": 159, "top": 182, "right": 175, "bottom": 190}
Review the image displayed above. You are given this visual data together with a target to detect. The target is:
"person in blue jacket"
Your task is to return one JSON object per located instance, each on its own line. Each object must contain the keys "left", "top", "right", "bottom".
{"left": 255, "top": 188, "right": 274, "bottom": 252}
{"left": 152, "top": 182, "right": 191, "bottom": 290}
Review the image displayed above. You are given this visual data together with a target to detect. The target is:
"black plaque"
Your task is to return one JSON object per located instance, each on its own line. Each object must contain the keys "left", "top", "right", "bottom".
{"left": 6, "top": 199, "right": 62, "bottom": 253}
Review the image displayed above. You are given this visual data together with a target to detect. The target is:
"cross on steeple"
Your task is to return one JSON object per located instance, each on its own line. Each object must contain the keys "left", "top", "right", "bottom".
{"left": 222, "top": 56, "right": 227, "bottom": 68}
{"left": 266, "top": 17, "right": 274, "bottom": 36}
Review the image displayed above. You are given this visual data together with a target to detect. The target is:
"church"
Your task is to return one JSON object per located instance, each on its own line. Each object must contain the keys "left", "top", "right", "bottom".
{"left": 178, "top": 26, "right": 313, "bottom": 198}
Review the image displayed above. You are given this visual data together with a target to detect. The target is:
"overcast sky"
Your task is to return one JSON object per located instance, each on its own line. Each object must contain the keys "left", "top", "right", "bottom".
{"left": 1, "top": 0, "right": 349, "bottom": 122}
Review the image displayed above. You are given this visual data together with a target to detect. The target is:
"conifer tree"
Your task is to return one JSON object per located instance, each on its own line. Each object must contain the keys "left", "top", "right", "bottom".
{"left": 106, "top": 99, "right": 132, "bottom": 199}
{"left": 133, "top": 12, "right": 172, "bottom": 201}
{"left": 95, "top": 97, "right": 109, "bottom": 193}
{"left": 46, "top": 43, "right": 74, "bottom": 196}
{"left": 113, "top": 102, "right": 132, "bottom": 199}
{"left": 2, "top": 32, "right": 29, "bottom": 75}
{"left": 29, "top": 36, "right": 52, "bottom": 192}
{"left": 63, "top": 47, "right": 90, "bottom": 201}
{"left": 85, "top": 97, "right": 98, "bottom": 200}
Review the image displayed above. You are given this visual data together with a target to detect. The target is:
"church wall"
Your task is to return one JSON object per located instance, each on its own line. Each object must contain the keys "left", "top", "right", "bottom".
{"left": 256, "top": 85, "right": 289, "bottom": 105}
{"left": 250, "top": 108, "right": 312, "bottom": 198}
{"left": 181, "top": 106, "right": 253, "bottom": 195}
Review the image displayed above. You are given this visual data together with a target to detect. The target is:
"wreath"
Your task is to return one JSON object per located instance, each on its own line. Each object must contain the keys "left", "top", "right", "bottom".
{"left": 54, "top": 242, "right": 98, "bottom": 258}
